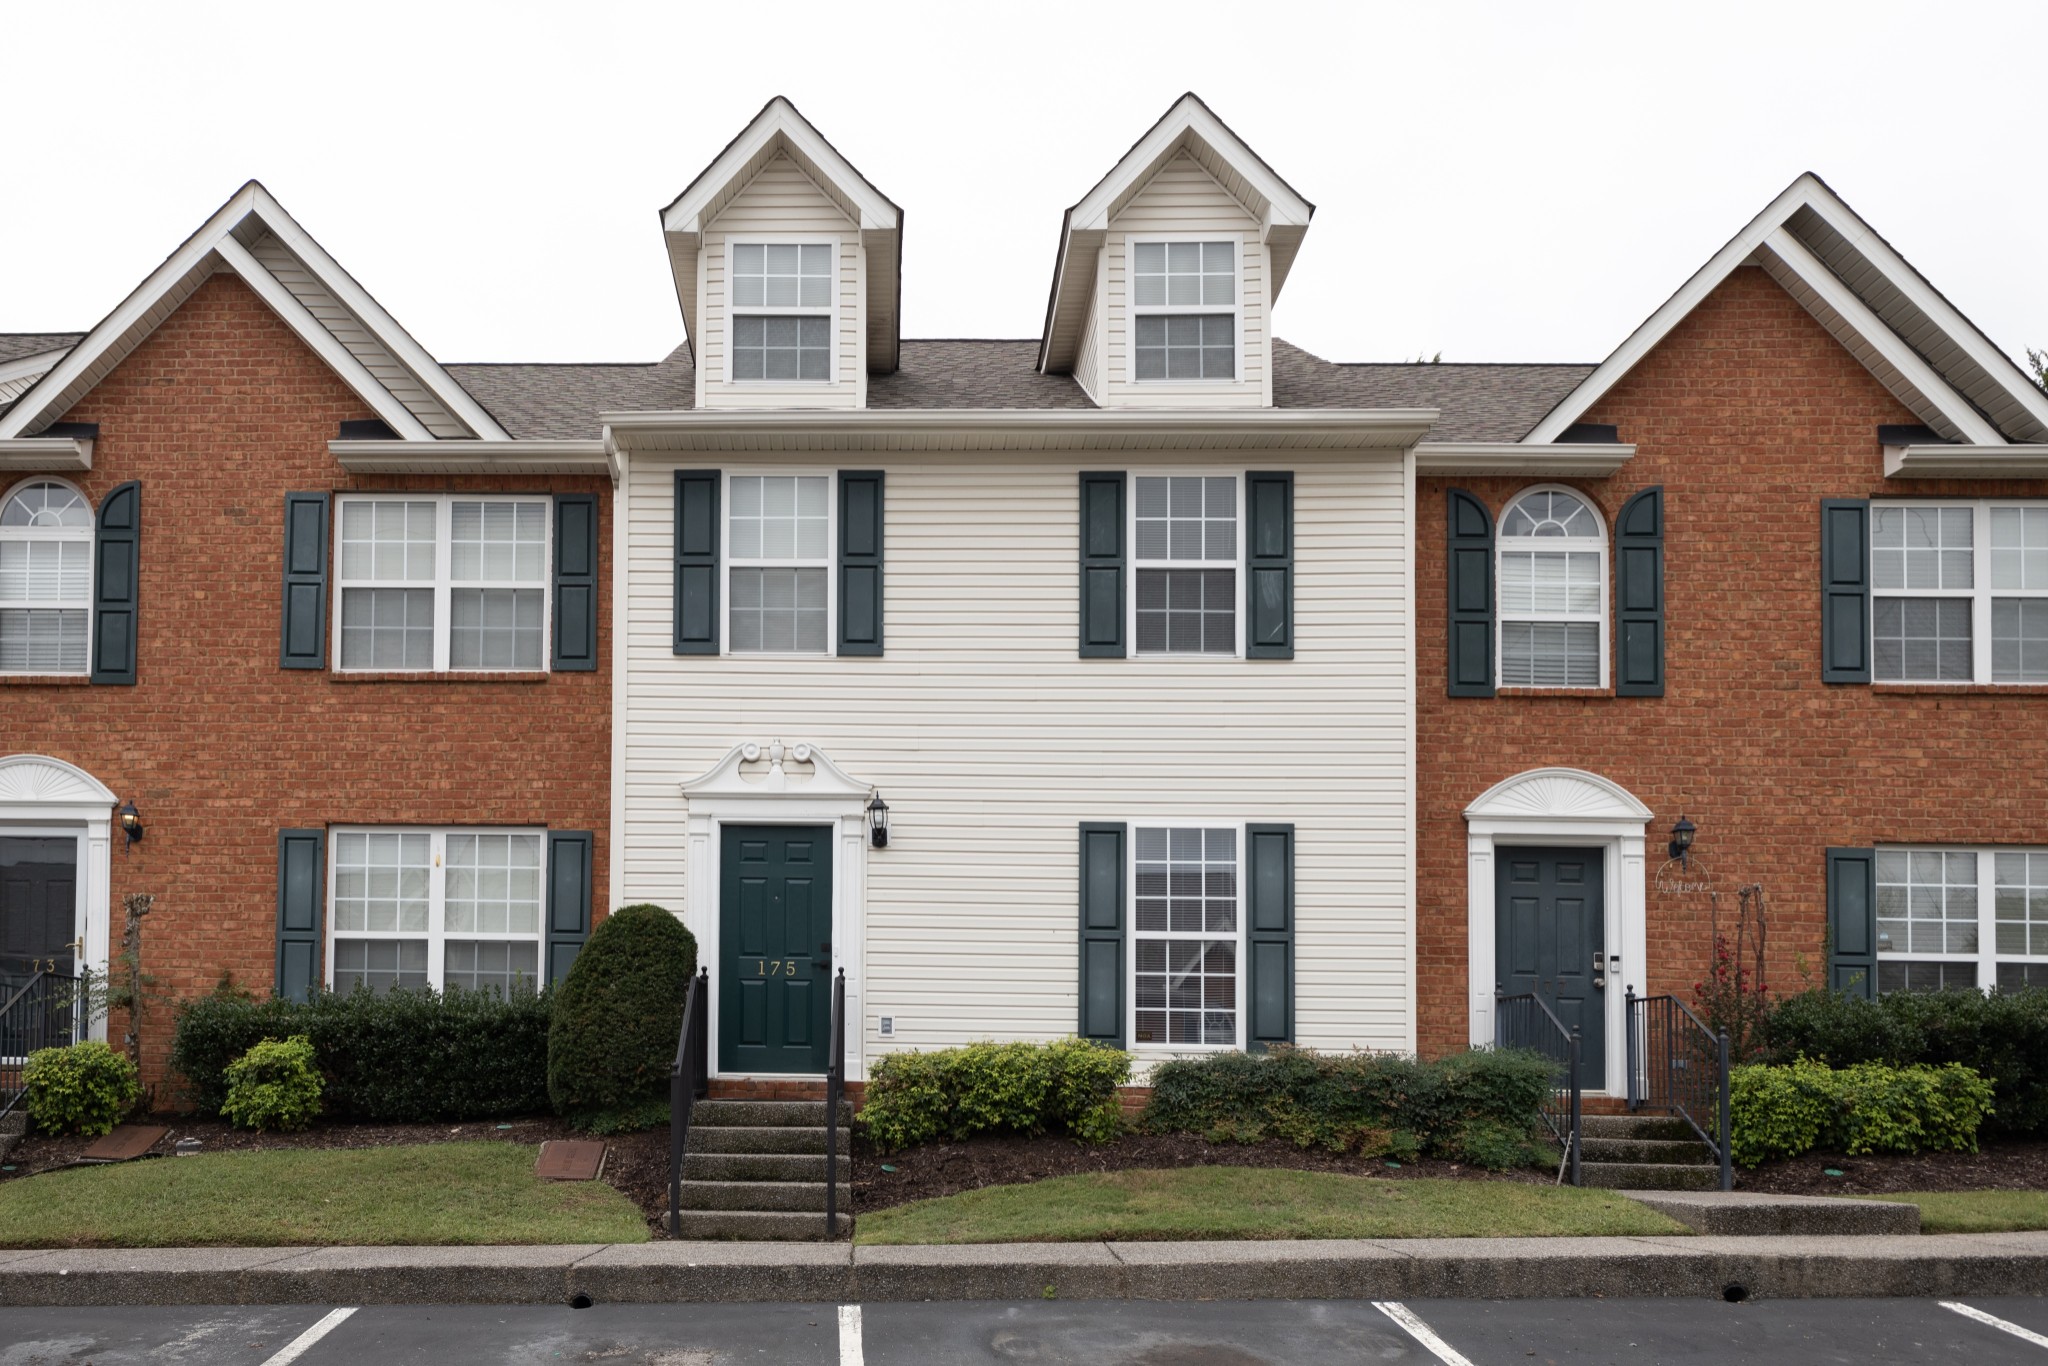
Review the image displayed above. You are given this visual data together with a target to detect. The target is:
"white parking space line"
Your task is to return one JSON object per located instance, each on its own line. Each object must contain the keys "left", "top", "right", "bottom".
{"left": 1942, "top": 1301, "right": 2048, "bottom": 1350}
{"left": 260, "top": 1307, "right": 357, "bottom": 1365}
{"left": 839, "top": 1303, "right": 864, "bottom": 1366}
{"left": 1372, "top": 1301, "right": 1477, "bottom": 1366}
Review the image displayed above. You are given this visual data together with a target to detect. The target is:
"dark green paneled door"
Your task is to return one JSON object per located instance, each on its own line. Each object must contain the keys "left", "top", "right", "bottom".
{"left": 1497, "top": 846, "right": 1606, "bottom": 1080}
{"left": 719, "top": 825, "right": 832, "bottom": 1074}
{"left": 0, "top": 837, "right": 77, "bottom": 999}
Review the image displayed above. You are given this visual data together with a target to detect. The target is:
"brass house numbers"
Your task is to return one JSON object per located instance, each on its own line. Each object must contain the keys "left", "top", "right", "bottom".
{"left": 752, "top": 958, "right": 799, "bottom": 978}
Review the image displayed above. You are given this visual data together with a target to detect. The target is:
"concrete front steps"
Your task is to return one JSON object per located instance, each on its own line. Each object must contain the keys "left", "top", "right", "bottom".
{"left": 1576, "top": 1113, "right": 1722, "bottom": 1191}
{"left": 676, "top": 1100, "right": 852, "bottom": 1241}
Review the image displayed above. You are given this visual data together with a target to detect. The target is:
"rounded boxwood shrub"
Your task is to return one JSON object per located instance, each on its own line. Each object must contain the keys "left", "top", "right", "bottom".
{"left": 860, "top": 1038, "right": 1132, "bottom": 1151}
{"left": 547, "top": 904, "right": 698, "bottom": 1133}
{"left": 220, "top": 1035, "right": 323, "bottom": 1132}
{"left": 23, "top": 1040, "right": 140, "bottom": 1138}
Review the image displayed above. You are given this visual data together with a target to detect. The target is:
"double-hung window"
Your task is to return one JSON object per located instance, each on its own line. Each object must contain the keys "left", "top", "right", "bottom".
{"left": 1132, "top": 240, "right": 1237, "bottom": 381}
{"left": 1132, "top": 825, "right": 1241, "bottom": 1047}
{"left": 1497, "top": 487, "right": 1606, "bottom": 688}
{"left": 727, "top": 474, "right": 831, "bottom": 653}
{"left": 329, "top": 827, "right": 545, "bottom": 994}
{"left": 1134, "top": 475, "right": 1240, "bottom": 655}
{"left": 730, "top": 242, "right": 834, "bottom": 382}
{"left": 335, "top": 495, "right": 550, "bottom": 672}
{"left": 1876, "top": 846, "right": 2048, "bottom": 993}
{"left": 1872, "top": 502, "right": 2048, "bottom": 683}
{"left": 0, "top": 480, "right": 92, "bottom": 674}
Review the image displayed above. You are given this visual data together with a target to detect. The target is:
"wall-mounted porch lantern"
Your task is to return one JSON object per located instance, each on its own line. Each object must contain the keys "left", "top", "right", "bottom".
{"left": 118, "top": 799, "right": 144, "bottom": 853}
{"left": 867, "top": 791, "right": 890, "bottom": 849}
{"left": 1668, "top": 814, "right": 1696, "bottom": 867}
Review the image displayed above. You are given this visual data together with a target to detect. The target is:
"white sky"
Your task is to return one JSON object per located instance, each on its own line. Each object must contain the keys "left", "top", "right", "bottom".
{"left": 7, "top": 0, "right": 2044, "bottom": 373}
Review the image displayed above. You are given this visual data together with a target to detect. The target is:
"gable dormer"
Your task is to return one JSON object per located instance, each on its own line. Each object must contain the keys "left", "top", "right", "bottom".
{"left": 1038, "top": 94, "right": 1313, "bottom": 410}
{"left": 661, "top": 98, "right": 902, "bottom": 411}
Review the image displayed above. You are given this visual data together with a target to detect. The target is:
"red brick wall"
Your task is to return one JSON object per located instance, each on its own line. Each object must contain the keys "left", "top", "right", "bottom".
{"left": 0, "top": 274, "right": 610, "bottom": 1090}
{"left": 1417, "top": 266, "right": 2048, "bottom": 1057}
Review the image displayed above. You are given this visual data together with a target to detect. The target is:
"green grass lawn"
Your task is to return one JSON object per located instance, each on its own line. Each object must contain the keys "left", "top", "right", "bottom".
{"left": 0, "top": 1142, "right": 649, "bottom": 1249}
{"left": 853, "top": 1166, "right": 1689, "bottom": 1245}
{"left": 1869, "top": 1191, "right": 2048, "bottom": 1234}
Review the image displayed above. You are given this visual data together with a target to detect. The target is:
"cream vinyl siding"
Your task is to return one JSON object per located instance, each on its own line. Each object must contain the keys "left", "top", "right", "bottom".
{"left": 1100, "top": 152, "right": 1270, "bottom": 409}
{"left": 696, "top": 154, "right": 865, "bottom": 408}
{"left": 246, "top": 233, "right": 470, "bottom": 438}
{"left": 621, "top": 453, "right": 1411, "bottom": 1075}
{"left": 1074, "top": 264, "right": 1105, "bottom": 405}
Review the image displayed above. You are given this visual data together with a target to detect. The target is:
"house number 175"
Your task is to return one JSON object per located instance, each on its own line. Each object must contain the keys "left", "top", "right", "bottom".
{"left": 755, "top": 959, "right": 798, "bottom": 977}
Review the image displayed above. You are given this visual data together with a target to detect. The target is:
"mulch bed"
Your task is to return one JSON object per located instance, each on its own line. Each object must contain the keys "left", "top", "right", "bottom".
{"left": 1735, "top": 1137, "right": 2048, "bottom": 1197}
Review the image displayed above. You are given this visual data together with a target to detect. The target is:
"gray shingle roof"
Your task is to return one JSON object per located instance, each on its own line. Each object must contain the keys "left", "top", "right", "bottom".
{"left": 0, "top": 333, "right": 80, "bottom": 365}
{"left": 446, "top": 348, "right": 697, "bottom": 442}
{"left": 1271, "top": 341, "right": 1595, "bottom": 442}
{"left": 871, "top": 341, "right": 1093, "bottom": 410}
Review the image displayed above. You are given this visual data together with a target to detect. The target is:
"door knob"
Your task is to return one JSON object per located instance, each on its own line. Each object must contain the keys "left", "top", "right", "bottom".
{"left": 1592, "top": 955, "right": 1608, "bottom": 990}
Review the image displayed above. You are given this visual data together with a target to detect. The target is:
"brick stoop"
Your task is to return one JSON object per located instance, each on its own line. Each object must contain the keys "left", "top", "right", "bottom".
{"left": 676, "top": 1100, "right": 854, "bottom": 1241}
{"left": 707, "top": 1079, "right": 866, "bottom": 1107}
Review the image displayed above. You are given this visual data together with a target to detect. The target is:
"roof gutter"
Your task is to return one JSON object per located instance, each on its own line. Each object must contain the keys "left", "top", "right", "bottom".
{"left": 0, "top": 435, "right": 94, "bottom": 472}
{"left": 329, "top": 439, "right": 608, "bottom": 475}
{"left": 1416, "top": 442, "right": 1636, "bottom": 477}
{"left": 1886, "top": 444, "right": 2048, "bottom": 479}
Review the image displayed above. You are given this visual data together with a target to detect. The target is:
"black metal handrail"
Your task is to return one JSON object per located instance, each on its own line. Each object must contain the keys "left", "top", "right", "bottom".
{"left": 0, "top": 969, "right": 84, "bottom": 1121}
{"left": 1495, "top": 990, "right": 1581, "bottom": 1185}
{"left": 667, "top": 967, "right": 710, "bottom": 1236}
{"left": 824, "top": 967, "right": 846, "bottom": 1239}
{"left": 1625, "top": 987, "right": 1733, "bottom": 1191}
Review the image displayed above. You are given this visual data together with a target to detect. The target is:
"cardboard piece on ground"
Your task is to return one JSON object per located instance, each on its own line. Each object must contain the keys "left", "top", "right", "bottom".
{"left": 81, "top": 1125, "right": 168, "bottom": 1163}
{"left": 536, "top": 1139, "right": 606, "bottom": 1181}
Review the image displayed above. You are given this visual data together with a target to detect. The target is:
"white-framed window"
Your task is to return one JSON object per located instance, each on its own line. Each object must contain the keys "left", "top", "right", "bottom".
{"left": 1876, "top": 846, "right": 2048, "bottom": 994}
{"left": 725, "top": 472, "right": 834, "bottom": 654}
{"left": 1131, "top": 823, "right": 1242, "bottom": 1048}
{"left": 730, "top": 240, "right": 835, "bottom": 382}
{"left": 1132, "top": 473, "right": 1241, "bottom": 656}
{"left": 1131, "top": 238, "right": 1238, "bottom": 381}
{"left": 1872, "top": 502, "right": 2048, "bottom": 684}
{"left": 333, "top": 495, "right": 550, "bottom": 673}
{"left": 0, "top": 479, "right": 93, "bottom": 675}
{"left": 327, "top": 827, "right": 546, "bottom": 995}
{"left": 1497, "top": 486, "right": 1606, "bottom": 688}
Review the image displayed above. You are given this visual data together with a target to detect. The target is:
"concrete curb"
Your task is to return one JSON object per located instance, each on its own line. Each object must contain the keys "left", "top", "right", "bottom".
{"left": 0, "top": 1234, "right": 2044, "bottom": 1306}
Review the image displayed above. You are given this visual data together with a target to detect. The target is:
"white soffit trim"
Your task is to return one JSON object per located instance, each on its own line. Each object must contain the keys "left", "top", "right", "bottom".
{"left": 1415, "top": 442, "right": 1635, "bottom": 477}
{"left": 330, "top": 439, "right": 608, "bottom": 475}
{"left": 1525, "top": 174, "right": 2021, "bottom": 447}
{"left": 0, "top": 348, "right": 68, "bottom": 391}
{"left": 1887, "top": 444, "right": 2048, "bottom": 479}
{"left": 0, "top": 436, "right": 93, "bottom": 471}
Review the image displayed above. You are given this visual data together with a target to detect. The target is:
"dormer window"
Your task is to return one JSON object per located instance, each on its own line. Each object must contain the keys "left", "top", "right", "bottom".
{"left": 1133, "top": 240, "right": 1237, "bottom": 381}
{"left": 731, "top": 242, "right": 834, "bottom": 382}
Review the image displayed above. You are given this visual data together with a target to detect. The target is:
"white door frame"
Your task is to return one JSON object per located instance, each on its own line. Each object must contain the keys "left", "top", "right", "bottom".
{"left": 679, "top": 741, "right": 871, "bottom": 1081}
{"left": 1464, "top": 766, "right": 1652, "bottom": 1096}
{"left": 0, "top": 754, "right": 116, "bottom": 1041}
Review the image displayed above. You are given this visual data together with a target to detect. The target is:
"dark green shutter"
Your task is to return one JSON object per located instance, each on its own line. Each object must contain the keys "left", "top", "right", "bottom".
{"left": 1079, "top": 472, "right": 1126, "bottom": 658}
{"left": 1246, "top": 472, "right": 1294, "bottom": 659}
{"left": 1246, "top": 823, "right": 1295, "bottom": 1051}
{"left": 1079, "top": 822, "right": 1126, "bottom": 1046}
{"left": 275, "top": 829, "right": 324, "bottom": 1002}
{"left": 552, "top": 494, "right": 598, "bottom": 671}
{"left": 838, "top": 470, "right": 884, "bottom": 656}
{"left": 279, "top": 492, "right": 330, "bottom": 669}
{"left": 90, "top": 480, "right": 139, "bottom": 685}
{"left": 1614, "top": 486, "right": 1665, "bottom": 696}
{"left": 547, "top": 830, "right": 594, "bottom": 985}
{"left": 1447, "top": 488, "right": 1494, "bottom": 697}
{"left": 673, "top": 470, "right": 720, "bottom": 655}
{"left": 1821, "top": 499, "right": 1871, "bottom": 684}
{"left": 1827, "top": 847, "right": 1877, "bottom": 998}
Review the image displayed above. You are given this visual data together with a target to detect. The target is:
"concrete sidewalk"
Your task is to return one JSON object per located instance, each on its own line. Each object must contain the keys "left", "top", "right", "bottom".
{"left": 0, "top": 1233, "right": 2045, "bottom": 1306}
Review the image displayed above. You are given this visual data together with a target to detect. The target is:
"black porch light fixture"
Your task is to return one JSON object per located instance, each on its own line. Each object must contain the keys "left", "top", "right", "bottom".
{"left": 1668, "top": 814, "right": 1697, "bottom": 867}
{"left": 867, "top": 791, "right": 890, "bottom": 849}
{"left": 118, "top": 799, "right": 144, "bottom": 853}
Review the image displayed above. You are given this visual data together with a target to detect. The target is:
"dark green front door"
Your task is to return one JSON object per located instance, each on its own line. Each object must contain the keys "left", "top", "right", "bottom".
{"left": 719, "top": 825, "right": 832, "bottom": 1074}
{"left": 0, "top": 837, "right": 76, "bottom": 998}
{"left": 1497, "top": 846, "right": 1606, "bottom": 1080}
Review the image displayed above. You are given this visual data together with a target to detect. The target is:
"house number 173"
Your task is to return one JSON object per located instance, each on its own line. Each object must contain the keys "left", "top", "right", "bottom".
{"left": 755, "top": 959, "right": 798, "bottom": 977}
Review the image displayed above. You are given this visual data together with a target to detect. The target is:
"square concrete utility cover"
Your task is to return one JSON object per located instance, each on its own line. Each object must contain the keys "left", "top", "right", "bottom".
{"left": 81, "top": 1125, "right": 168, "bottom": 1163}
{"left": 535, "top": 1139, "right": 606, "bottom": 1181}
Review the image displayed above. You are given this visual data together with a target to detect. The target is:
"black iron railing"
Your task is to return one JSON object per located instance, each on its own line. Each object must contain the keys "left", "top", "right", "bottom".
{"left": 0, "top": 969, "right": 84, "bottom": 1120}
{"left": 1495, "top": 991, "right": 1581, "bottom": 1185}
{"left": 666, "top": 967, "right": 710, "bottom": 1236}
{"left": 1625, "top": 988, "right": 1733, "bottom": 1191}
{"left": 824, "top": 967, "right": 846, "bottom": 1239}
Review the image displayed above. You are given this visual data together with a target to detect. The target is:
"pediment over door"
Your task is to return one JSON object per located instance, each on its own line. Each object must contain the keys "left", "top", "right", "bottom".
{"left": 0, "top": 754, "right": 118, "bottom": 812}
{"left": 1464, "top": 767, "right": 1652, "bottom": 824}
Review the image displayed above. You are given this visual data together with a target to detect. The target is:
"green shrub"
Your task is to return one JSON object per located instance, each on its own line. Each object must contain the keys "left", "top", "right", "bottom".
{"left": 1141, "top": 1046, "right": 1554, "bottom": 1163}
{"left": 547, "top": 904, "right": 698, "bottom": 1133}
{"left": 170, "top": 984, "right": 551, "bottom": 1122}
{"left": 860, "top": 1038, "right": 1131, "bottom": 1151}
{"left": 23, "top": 1041, "right": 140, "bottom": 1138}
{"left": 1730, "top": 1058, "right": 1995, "bottom": 1166}
{"left": 1764, "top": 986, "right": 2048, "bottom": 1136}
{"left": 220, "top": 1035, "right": 323, "bottom": 1132}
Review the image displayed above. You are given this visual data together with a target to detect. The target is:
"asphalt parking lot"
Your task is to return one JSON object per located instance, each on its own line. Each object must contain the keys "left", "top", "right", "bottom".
{"left": 3, "top": 1295, "right": 2047, "bottom": 1364}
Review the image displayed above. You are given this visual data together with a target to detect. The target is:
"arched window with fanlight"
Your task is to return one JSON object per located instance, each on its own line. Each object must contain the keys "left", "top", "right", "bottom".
{"left": 1497, "top": 486, "right": 1607, "bottom": 689}
{"left": 0, "top": 480, "right": 93, "bottom": 674}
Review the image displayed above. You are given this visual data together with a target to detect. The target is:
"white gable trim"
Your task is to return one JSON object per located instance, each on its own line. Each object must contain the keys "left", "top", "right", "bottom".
{"left": 1067, "top": 94, "right": 1312, "bottom": 235}
{"left": 0, "top": 348, "right": 67, "bottom": 391}
{"left": 1525, "top": 175, "right": 2024, "bottom": 446}
{"left": 662, "top": 99, "right": 898, "bottom": 235}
